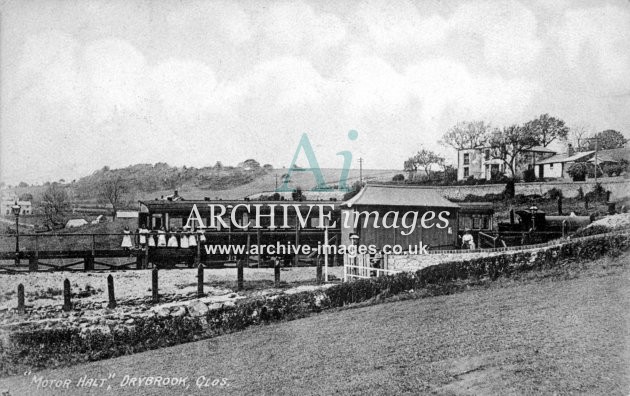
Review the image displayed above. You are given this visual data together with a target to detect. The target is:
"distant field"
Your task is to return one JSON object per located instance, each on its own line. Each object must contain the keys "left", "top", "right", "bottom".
{"left": 135, "top": 168, "right": 401, "bottom": 201}
{"left": 1, "top": 168, "right": 401, "bottom": 203}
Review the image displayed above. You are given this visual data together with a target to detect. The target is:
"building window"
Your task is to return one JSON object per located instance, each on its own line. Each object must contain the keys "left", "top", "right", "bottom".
{"left": 550, "top": 164, "right": 554, "bottom": 169}
{"left": 463, "top": 167, "right": 469, "bottom": 177}
{"left": 463, "top": 153, "right": 470, "bottom": 165}
{"left": 485, "top": 150, "right": 490, "bottom": 161}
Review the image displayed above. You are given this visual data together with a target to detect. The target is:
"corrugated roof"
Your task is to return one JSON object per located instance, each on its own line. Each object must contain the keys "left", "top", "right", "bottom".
{"left": 343, "top": 185, "right": 459, "bottom": 208}
{"left": 537, "top": 151, "right": 594, "bottom": 165}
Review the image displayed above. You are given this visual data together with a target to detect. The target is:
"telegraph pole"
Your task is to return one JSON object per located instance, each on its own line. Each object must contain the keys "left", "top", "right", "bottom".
{"left": 359, "top": 158, "right": 363, "bottom": 183}
{"left": 594, "top": 137, "right": 598, "bottom": 183}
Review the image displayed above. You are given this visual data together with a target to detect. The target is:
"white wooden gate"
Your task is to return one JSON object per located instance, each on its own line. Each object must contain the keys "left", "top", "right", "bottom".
{"left": 343, "top": 253, "right": 401, "bottom": 281}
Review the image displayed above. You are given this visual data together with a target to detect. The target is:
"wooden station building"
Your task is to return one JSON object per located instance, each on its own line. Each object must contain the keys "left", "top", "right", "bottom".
{"left": 340, "top": 185, "right": 461, "bottom": 251}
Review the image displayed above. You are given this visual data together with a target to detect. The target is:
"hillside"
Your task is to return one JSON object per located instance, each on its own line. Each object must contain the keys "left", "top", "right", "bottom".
{"left": 2, "top": 165, "right": 402, "bottom": 205}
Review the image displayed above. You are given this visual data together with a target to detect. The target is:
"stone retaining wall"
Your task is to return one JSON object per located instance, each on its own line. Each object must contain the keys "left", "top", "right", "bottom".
{"left": 386, "top": 228, "right": 630, "bottom": 272}
{"left": 439, "top": 177, "right": 629, "bottom": 200}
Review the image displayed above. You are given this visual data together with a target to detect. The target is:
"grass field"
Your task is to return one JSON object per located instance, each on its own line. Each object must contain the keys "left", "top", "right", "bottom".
{"left": 2, "top": 251, "right": 628, "bottom": 395}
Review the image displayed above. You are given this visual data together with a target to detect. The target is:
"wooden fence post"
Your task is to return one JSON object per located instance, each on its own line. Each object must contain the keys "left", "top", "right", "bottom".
{"left": 195, "top": 235, "right": 201, "bottom": 265}
{"left": 294, "top": 224, "right": 300, "bottom": 267}
{"left": 256, "top": 229, "right": 262, "bottom": 268}
{"left": 245, "top": 233, "right": 251, "bottom": 268}
{"left": 274, "top": 258, "right": 281, "bottom": 287}
{"left": 197, "top": 263, "right": 204, "bottom": 297}
{"left": 107, "top": 275, "right": 116, "bottom": 309}
{"left": 17, "top": 284, "right": 25, "bottom": 314}
{"left": 142, "top": 248, "right": 149, "bottom": 269}
{"left": 316, "top": 254, "right": 322, "bottom": 284}
{"left": 237, "top": 257, "right": 244, "bottom": 291}
{"left": 29, "top": 235, "right": 39, "bottom": 272}
{"left": 152, "top": 267, "right": 159, "bottom": 303}
{"left": 63, "top": 279, "right": 72, "bottom": 311}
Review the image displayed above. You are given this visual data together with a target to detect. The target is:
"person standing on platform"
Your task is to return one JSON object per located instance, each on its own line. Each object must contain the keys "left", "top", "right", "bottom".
{"left": 121, "top": 226, "right": 133, "bottom": 250}
{"left": 157, "top": 227, "right": 167, "bottom": 247}
{"left": 167, "top": 229, "right": 179, "bottom": 248}
{"left": 180, "top": 227, "right": 190, "bottom": 248}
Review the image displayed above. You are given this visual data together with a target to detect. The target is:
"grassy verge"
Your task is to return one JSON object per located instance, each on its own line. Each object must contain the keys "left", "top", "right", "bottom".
{"left": 1, "top": 249, "right": 628, "bottom": 395}
{"left": 1, "top": 231, "right": 628, "bottom": 379}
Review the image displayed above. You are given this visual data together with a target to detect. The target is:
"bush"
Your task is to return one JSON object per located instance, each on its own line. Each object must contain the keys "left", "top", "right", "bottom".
{"left": 522, "top": 168, "right": 536, "bottom": 182}
{"left": 587, "top": 166, "right": 603, "bottom": 179}
{"left": 585, "top": 183, "right": 608, "bottom": 203}
{"left": 603, "top": 163, "right": 625, "bottom": 177}
{"left": 547, "top": 187, "right": 563, "bottom": 200}
{"left": 573, "top": 225, "right": 611, "bottom": 238}
{"left": 392, "top": 174, "right": 405, "bottom": 182}
{"left": 567, "top": 163, "right": 587, "bottom": 181}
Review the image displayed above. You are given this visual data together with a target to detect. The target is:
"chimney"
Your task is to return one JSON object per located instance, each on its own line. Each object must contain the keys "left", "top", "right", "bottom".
{"left": 567, "top": 143, "right": 574, "bottom": 157}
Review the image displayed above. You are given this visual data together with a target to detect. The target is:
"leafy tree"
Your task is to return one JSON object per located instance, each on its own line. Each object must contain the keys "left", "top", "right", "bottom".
{"left": 99, "top": 175, "right": 127, "bottom": 219}
{"left": 404, "top": 149, "right": 445, "bottom": 179}
{"left": 592, "top": 129, "right": 627, "bottom": 150}
{"left": 239, "top": 159, "right": 261, "bottom": 171}
{"left": 524, "top": 114, "right": 569, "bottom": 147}
{"left": 440, "top": 121, "right": 491, "bottom": 150}
{"left": 41, "top": 184, "right": 69, "bottom": 227}
{"left": 488, "top": 125, "right": 538, "bottom": 177}
{"left": 18, "top": 181, "right": 28, "bottom": 188}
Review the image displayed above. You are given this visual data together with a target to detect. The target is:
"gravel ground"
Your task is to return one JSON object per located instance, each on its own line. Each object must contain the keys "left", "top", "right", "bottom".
{"left": 587, "top": 212, "right": 630, "bottom": 230}
{"left": 0, "top": 267, "right": 345, "bottom": 311}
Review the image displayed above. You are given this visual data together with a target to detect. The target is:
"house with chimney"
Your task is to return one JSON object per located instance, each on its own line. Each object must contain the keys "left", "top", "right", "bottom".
{"left": 457, "top": 146, "right": 557, "bottom": 181}
{"left": 533, "top": 147, "right": 595, "bottom": 179}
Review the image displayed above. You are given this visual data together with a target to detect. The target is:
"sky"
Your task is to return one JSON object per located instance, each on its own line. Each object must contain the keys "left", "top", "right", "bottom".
{"left": 1, "top": 0, "right": 629, "bottom": 185}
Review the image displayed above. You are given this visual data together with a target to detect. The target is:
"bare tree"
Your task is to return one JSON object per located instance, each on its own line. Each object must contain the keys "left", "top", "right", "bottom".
{"left": 100, "top": 175, "right": 127, "bottom": 219}
{"left": 440, "top": 121, "right": 491, "bottom": 150}
{"left": 569, "top": 124, "right": 594, "bottom": 152}
{"left": 41, "top": 183, "right": 69, "bottom": 228}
